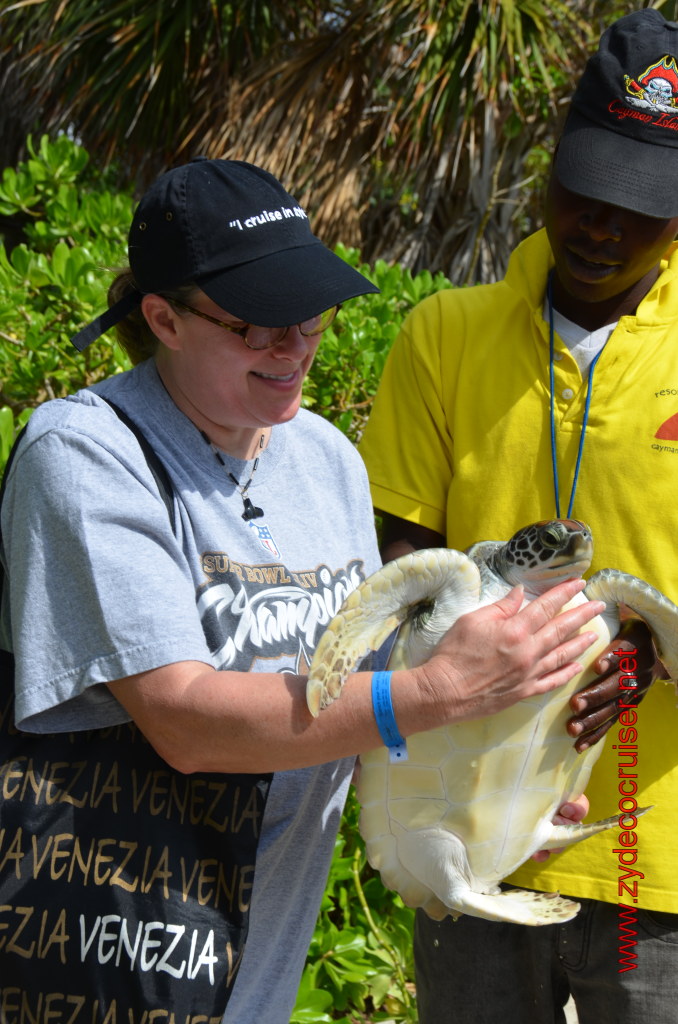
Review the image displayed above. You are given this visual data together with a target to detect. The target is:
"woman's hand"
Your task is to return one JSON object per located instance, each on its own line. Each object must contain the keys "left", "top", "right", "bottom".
{"left": 414, "top": 580, "right": 605, "bottom": 725}
{"left": 567, "top": 619, "right": 657, "bottom": 752}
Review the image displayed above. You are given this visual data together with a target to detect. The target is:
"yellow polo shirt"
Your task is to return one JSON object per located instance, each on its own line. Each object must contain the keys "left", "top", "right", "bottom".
{"left": 359, "top": 229, "right": 678, "bottom": 911}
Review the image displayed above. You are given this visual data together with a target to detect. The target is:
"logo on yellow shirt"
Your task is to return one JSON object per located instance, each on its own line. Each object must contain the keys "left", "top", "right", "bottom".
{"left": 655, "top": 412, "right": 678, "bottom": 440}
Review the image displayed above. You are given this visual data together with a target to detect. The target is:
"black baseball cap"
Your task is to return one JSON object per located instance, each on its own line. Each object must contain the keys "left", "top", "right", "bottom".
{"left": 554, "top": 9, "right": 678, "bottom": 219}
{"left": 71, "top": 158, "right": 379, "bottom": 351}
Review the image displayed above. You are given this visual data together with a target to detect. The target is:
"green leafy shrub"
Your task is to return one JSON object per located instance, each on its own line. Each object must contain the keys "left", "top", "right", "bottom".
{"left": 305, "top": 246, "right": 450, "bottom": 444}
{"left": 0, "top": 135, "right": 132, "bottom": 423}
{"left": 291, "top": 788, "right": 418, "bottom": 1024}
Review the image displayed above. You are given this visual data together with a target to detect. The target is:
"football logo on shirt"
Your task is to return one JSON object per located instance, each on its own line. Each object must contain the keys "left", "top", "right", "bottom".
{"left": 248, "top": 520, "right": 281, "bottom": 558}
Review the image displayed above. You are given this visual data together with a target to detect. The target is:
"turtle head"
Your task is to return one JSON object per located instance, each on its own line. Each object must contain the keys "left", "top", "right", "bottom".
{"left": 493, "top": 519, "right": 593, "bottom": 594}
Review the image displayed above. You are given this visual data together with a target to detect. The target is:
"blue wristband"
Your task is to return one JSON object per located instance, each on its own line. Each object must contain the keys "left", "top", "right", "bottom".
{"left": 371, "top": 671, "right": 408, "bottom": 763}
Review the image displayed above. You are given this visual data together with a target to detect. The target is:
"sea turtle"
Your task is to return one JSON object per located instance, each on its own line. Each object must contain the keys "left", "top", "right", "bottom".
{"left": 306, "top": 519, "right": 678, "bottom": 926}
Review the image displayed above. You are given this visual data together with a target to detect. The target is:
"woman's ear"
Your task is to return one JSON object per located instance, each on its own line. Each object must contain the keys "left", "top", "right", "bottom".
{"left": 141, "top": 294, "right": 184, "bottom": 351}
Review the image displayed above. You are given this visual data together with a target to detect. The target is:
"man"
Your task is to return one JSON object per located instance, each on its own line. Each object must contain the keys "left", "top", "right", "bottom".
{"left": 359, "top": 9, "right": 678, "bottom": 1022}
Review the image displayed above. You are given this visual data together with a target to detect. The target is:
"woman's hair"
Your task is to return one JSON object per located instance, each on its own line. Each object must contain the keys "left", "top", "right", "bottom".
{"left": 107, "top": 269, "right": 199, "bottom": 365}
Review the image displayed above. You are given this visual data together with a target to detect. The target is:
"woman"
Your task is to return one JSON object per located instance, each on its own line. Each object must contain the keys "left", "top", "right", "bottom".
{"left": 0, "top": 158, "right": 601, "bottom": 1021}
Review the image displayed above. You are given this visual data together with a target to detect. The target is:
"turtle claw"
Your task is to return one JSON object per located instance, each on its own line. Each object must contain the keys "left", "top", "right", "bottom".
{"left": 306, "top": 667, "right": 347, "bottom": 717}
{"left": 306, "top": 631, "right": 366, "bottom": 716}
{"left": 306, "top": 678, "right": 324, "bottom": 718}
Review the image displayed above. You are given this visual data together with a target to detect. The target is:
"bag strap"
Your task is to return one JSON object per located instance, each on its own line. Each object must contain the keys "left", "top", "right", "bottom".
{"left": 0, "top": 397, "right": 176, "bottom": 599}
{"left": 0, "top": 423, "right": 29, "bottom": 512}
{"left": 99, "top": 397, "right": 176, "bottom": 531}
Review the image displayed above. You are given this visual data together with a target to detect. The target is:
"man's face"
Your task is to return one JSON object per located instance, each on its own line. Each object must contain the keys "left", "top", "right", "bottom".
{"left": 544, "top": 173, "right": 678, "bottom": 326}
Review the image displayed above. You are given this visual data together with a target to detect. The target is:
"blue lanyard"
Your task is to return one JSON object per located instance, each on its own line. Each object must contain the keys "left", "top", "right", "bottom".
{"left": 548, "top": 275, "right": 603, "bottom": 519}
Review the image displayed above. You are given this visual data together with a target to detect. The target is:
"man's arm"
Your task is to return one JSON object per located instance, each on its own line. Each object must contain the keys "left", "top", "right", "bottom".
{"left": 380, "top": 512, "right": 444, "bottom": 562}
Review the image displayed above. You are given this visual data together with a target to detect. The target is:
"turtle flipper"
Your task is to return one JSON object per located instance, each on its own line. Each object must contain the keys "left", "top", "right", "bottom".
{"left": 538, "top": 806, "right": 652, "bottom": 850}
{"left": 394, "top": 827, "right": 580, "bottom": 925}
{"left": 441, "top": 887, "right": 581, "bottom": 926}
{"left": 306, "top": 548, "right": 481, "bottom": 716}
{"left": 585, "top": 569, "right": 678, "bottom": 679}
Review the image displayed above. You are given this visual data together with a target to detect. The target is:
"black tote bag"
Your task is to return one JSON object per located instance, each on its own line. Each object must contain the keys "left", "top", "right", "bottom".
{"left": 0, "top": 404, "right": 272, "bottom": 1018}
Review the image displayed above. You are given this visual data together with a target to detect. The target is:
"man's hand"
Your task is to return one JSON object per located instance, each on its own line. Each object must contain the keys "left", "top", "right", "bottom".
{"left": 531, "top": 794, "right": 590, "bottom": 862}
{"left": 567, "top": 619, "right": 657, "bottom": 753}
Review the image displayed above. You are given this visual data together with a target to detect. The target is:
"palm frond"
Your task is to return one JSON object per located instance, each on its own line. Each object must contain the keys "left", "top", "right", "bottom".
{"left": 0, "top": 0, "right": 663, "bottom": 279}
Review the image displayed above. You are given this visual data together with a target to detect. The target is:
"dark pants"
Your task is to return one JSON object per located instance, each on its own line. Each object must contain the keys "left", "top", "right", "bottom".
{"left": 414, "top": 898, "right": 678, "bottom": 1023}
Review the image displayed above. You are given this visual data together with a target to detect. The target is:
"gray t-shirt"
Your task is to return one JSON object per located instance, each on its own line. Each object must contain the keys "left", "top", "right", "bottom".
{"left": 1, "top": 359, "right": 381, "bottom": 1022}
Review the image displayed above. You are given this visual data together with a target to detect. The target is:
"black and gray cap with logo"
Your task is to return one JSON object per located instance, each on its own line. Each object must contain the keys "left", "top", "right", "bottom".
{"left": 555, "top": 8, "right": 678, "bottom": 219}
{"left": 71, "top": 158, "right": 379, "bottom": 351}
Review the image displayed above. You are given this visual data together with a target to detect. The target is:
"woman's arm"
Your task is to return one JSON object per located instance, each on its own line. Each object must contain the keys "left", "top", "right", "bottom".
{"left": 108, "top": 577, "right": 603, "bottom": 774}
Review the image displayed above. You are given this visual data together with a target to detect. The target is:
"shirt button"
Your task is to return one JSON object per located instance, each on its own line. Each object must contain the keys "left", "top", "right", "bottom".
{"left": 553, "top": 351, "right": 563, "bottom": 361}
{"left": 562, "top": 388, "right": 574, "bottom": 400}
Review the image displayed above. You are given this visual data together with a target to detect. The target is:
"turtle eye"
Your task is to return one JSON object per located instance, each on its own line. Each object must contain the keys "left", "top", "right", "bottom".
{"left": 542, "top": 525, "right": 564, "bottom": 548}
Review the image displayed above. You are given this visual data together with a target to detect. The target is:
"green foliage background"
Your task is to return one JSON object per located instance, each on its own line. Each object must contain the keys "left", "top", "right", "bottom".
{"left": 0, "top": 136, "right": 450, "bottom": 459}
{"left": 0, "top": 136, "right": 452, "bottom": 1020}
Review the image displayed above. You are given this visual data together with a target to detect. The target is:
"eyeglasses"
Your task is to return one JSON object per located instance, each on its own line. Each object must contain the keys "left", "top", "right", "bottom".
{"left": 171, "top": 299, "right": 340, "bottom": 350}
